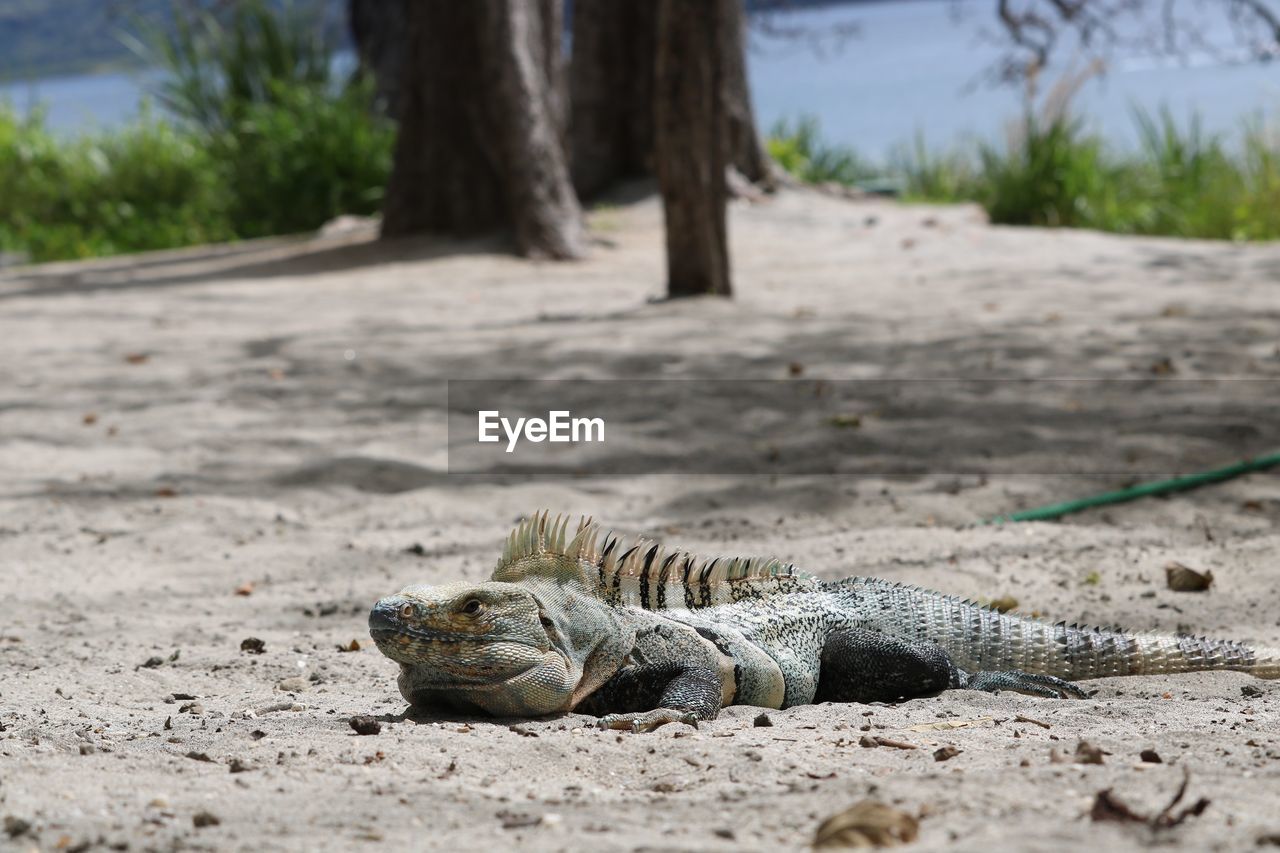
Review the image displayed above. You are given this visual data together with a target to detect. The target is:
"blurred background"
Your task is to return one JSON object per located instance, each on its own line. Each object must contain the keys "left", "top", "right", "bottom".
{"left": 1, "top": 0, "right": 1279, "bottom": 269}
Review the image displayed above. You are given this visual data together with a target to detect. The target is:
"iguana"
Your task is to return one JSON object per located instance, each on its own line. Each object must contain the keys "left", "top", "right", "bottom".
{"left": 368, "top": 512, "right": 1279, "bottom": 732}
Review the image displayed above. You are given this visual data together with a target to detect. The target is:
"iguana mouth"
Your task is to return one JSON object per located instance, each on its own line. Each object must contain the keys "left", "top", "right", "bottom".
{"left": 367, "top": 601, "right": 552, "bottom": 675}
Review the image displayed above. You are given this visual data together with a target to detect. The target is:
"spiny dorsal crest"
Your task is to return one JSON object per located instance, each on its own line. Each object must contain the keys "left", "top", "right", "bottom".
{"left": 492, "top": 510, "right": 814, "bottom": 609}
{"left": 493, "top": 510, "right": 603, "bottom": 580}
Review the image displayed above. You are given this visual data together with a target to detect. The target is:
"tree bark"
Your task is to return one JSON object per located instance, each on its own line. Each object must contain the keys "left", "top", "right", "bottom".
{"left": 348, "top": 0, "right": 408, "bottom": 119}
{"left": 381, "top": 0, "right": 584, "bottom": 259}
{"left": 570, "top": 0, "right": 766, "bottom": 200}
{"left": 654, "top": 0, "right": 731, "bottom": 298}
{"left": 569, "top": 0, "right": 658, "bottom": 199}
{"left": 719, "top": 0, "right": 773, "bottom": 186}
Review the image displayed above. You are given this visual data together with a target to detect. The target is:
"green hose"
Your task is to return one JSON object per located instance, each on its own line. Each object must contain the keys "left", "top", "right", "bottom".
{"left": 986, "top": 450, "right": 1280, "bottom": 524}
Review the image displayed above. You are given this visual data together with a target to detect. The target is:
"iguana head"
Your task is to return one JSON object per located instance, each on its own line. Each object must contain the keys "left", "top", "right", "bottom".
{"left": 369, "top": 576, "right": 631, "bottom": 717}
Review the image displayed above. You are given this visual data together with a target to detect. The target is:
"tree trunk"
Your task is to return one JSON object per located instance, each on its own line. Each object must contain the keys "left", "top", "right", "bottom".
{"left": 570, "top": 0, "right": 766, "bottom": 200}
{"left": 381, "top": 0, "right": 584, "bottom": 259}
{"left": 348, "top": 0, "right": 408, "bottom": 119}
{"left": 719, "top": 0, "right": 773, "bottom": 186}
{"left": 569, "top": 0, "right": 658, "bottom": 199}
{"left": 654, "top": 0, "right": 731, "bottom": 298}
{"left": 537, "top": 0, "right": 569, "bottom": 142}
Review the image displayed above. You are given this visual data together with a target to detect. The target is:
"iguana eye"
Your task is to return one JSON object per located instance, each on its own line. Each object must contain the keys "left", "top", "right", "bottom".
{"left": 461, "top": 598, "right": 483, "bottom": 616}
{"left": 399, "top": 603, "right": 414, "bottom": 619}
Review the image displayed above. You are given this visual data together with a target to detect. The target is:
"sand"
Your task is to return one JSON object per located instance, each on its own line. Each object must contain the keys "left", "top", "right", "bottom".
{"left": 1, "top": 189, "right": 1278, "bottom": 852}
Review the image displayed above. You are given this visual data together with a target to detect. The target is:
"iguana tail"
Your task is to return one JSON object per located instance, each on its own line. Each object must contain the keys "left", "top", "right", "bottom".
{"left": 835, "top": 578, "right": 1280, "bottom": 681}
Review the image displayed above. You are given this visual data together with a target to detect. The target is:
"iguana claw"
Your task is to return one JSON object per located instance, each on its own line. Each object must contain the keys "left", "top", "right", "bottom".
{"left": 597, "top": 709, "right": 700, "bottom": 733}
{"left": 961, "top": 669, "right": 1088, "bottom": 699}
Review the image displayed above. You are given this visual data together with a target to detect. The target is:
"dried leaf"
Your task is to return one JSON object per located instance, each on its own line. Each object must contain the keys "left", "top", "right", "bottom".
{"left": 813, "top": 800, "right": 919, "bottom": 848}
{"left": 1165, "top": 562, "right": 1213, "bottom": 592}
{"left": 234, "top": 581, "right": 255, "bottom": 597}
{"left": 337, "top": 639, "right": 362, "bottom": 652}
{"left": 932, "top": 746, "right": 961, "bottom": 762}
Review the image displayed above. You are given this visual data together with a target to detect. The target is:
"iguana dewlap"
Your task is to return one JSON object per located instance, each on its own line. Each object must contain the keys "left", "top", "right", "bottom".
{"left": 369, "top": 513, "right": 1278, "bottom": 732}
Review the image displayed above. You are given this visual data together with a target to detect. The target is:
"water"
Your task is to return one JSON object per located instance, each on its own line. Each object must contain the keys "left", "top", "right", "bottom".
{"left": 2, "top": 1, "right": 1278, "bottom": 157}
{"left": 747, "top": 1, "right": 1280, "bottom": 157}
{"left": 0, "top": 68, "right": 160, "bottom": 135}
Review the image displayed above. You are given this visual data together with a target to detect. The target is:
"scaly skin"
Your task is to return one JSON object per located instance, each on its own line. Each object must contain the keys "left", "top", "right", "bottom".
{"left": 369, "top": 513, "right": 1279, "bottom": 732}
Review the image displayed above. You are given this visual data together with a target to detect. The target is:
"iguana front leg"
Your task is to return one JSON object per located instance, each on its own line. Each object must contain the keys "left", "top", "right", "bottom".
{"left": 816, "top": 629, "right": 1086, "bottom": 703}
{"left": 577, "top": 662, "right": 722, "bottom": 733}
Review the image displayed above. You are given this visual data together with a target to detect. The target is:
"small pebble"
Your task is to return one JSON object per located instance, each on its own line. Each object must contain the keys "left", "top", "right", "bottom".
{"left": 350, "top": 716, "right": 382, "bottom": 736}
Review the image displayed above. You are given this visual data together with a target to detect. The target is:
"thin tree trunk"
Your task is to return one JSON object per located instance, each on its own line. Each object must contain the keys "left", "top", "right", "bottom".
{"left": 381, "top": 0, "right": 584, "bottom": 259}
{"left": 654, "top": 0, "right": 731, "bottom": 298}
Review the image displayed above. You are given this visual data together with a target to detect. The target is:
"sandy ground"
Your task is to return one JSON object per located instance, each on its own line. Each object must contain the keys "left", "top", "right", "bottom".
{"left": 1, "top": 189, "right": 1279, "bottom": 852}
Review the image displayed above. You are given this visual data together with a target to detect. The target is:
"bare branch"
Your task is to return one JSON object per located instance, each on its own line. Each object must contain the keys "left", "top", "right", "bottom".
{"left": 990, "top": 0, "right": 1280, "bottom": 82}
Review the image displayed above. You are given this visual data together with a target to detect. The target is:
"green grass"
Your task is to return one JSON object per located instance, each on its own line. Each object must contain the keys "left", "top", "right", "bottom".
{"left": 766, "top": 117, "right": 878, "bottom": 186}
{"left": 769, "top": 106, "right": 1280, "bottom": 242}
{"left": 0, "top": 0, "right": 392, "bottom": 264}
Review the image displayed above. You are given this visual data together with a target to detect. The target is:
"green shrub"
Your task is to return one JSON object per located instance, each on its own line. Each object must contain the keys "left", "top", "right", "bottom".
{"left": 1121, "top": 107, "right": 1237, "bottom": 238}
{"left": 141, "top": 0, "right": 394, "bottom": 239}
{"left": 771, "top": 94, "right": 1280, "bottom": 243}
{"left": 977, "top": 111, "right": 1116, "bottom": 228}
{"left": 0, "top": 1, "right": 393, "bottom": 263}
{"left": 767, "top": 116, "right": 877, "bottom": 186}
{"left": 0, "top": 104, "right": 232, "bottom": 261}
{"left": 127, "top": 0, "right": 335, "bottom": 134}
{"left": 1235, "top": 121, "right": 1280, "bottom": 241}
{"left": 214, "top": 79, "right": 394, "bottom": 238}
{"left": 894, "top": 133, "right": 979, "bottom": 202}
